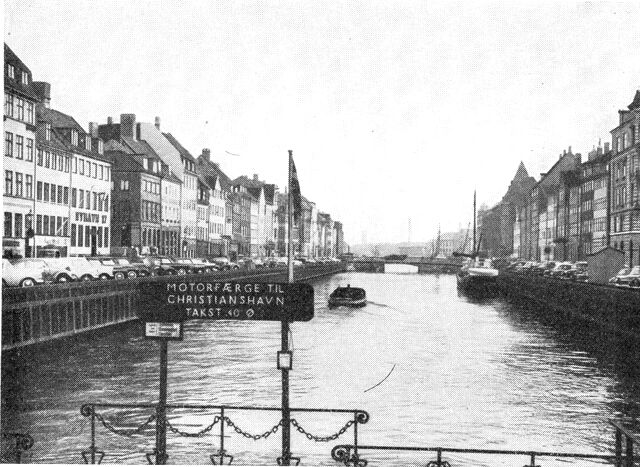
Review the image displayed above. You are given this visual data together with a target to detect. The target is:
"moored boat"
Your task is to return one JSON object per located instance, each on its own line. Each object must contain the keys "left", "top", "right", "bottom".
{"left": 328, "top": 285, "right": 366, "bottom": 308}
{"left": 456, "top": 258, "right": 499, "bottom": 294}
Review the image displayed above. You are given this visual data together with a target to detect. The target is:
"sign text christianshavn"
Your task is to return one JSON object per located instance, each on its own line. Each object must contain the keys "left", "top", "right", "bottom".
{"left": 137, "top": 281, "right": 314, "bottom": 322}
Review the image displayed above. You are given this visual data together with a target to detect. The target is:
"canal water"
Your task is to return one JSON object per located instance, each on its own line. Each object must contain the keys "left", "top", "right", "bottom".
{"left": 2, "top": 272, "right": 640, "bottom": 465}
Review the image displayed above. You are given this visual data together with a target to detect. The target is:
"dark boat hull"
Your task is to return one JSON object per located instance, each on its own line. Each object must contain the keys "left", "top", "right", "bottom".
{"left": 456, "top": 273, "right": 499, "bottom": 296}
{"left": 328, "top": 297, "right": 367, "bottom": 308}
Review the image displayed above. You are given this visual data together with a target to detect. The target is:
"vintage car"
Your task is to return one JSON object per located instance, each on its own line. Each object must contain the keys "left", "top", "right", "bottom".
{"left": 610, "top": 266, "right": 640, "bottom": 287}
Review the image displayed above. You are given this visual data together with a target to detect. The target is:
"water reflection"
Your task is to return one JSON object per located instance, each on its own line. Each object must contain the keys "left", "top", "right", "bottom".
{"left": 1, "top": 272, "right": 639, "bottom": 465}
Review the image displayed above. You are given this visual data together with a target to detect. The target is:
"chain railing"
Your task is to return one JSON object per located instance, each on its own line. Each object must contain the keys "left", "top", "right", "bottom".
{"left": 80, "top": 402, "right": 368, "bottom": 465}
{"left": 0, "top": 432, "right": 34, "bottom": 463}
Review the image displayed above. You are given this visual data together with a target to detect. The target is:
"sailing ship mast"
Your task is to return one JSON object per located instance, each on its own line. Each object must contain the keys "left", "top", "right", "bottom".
{"left": 472, "top": 190, "right": 477, "bottom": 258}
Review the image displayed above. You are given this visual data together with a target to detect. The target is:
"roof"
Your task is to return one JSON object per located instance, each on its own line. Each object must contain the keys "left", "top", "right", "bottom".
{"left": 197, "top": 156, "right": 233, "bottom": 190}
{"left": 163, "top": 132, "right": 197, "bottom": 163}
{"left": 4, "top": 43, "right": 39, "bottom": 101}
{"left": 232, "top": 175, "right": 278, "bottom": 204}
{"left": 38, "top": 106, "right": 84, "bottom": 131}
{"left": 628, "top": 90, "right": 640, "bottom": 110}
{"left": 37, "top": 105, "right": 111, "bottom": 163}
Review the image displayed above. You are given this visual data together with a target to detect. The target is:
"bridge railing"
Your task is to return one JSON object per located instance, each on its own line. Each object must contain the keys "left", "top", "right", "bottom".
{"left": 331, "top": 419, "right": 639, "bottom": 466}
{"left": 80, "top": 402, "right": 369, "bottom": 465}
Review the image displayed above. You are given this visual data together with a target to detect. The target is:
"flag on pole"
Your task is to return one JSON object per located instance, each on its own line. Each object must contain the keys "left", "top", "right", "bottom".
{"left": 289, "top": 151, "right": 302, "bottom": 224}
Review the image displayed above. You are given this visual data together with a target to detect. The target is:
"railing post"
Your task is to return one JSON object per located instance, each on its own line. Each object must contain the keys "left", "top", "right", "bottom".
{"left": 625, "top": 435, "right": 633, "bottom": 467}
{"left": 220, "top": 407, "right": 225, "bottom": 457}
{"left": 616, "top": 427, "right": 623, "bottom": 467}
{"left": 155, "top": 339, "right": 168, "bottom": 465}
{"left": 353, "top": 412, "right": 358, "bottom": 460}
{"left": 90, "top": 409, "right": 96, "bottom": 464}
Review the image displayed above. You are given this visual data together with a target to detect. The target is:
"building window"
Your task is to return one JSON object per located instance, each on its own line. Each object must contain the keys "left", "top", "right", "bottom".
{"left": 4, "top": 170, "right": 13, "bottom": 195}
{"left": 26, "top": 138, "right": 33, "bottom": 161}
{"left": 4, "top": 212, "right": 12, "bottom": 237}
{"left": 15, "top": 172, "right": 23, "bottom": 197}
{"left": 7, "top": 64, "right": 14, "bottom": 79}
{"left": 98, "top": 140, "right": 104, "bottom": 155}
{"left": 26, "top": 102, "right": 34, "bottom": 124}
{"left": 78, "top": 223, "right": 83, "bottom": 246}
{"left": 16, "top": 98, "right": 24, "bottom": 121}
{"left": 36, "top": 181, "right": 42, "bottom": 200}
{"left": 21, "top": 71, "right": 28, "bottom": 85}
{"left": 5, "top": 132, "right": 13, "bottom": 157}
{"left": 14, "top": 213, "right": 22, "bottom": 238}
{"left": 104, "top": 227, "right": 109, "bottom": 248}
{"left": 92, "top": 163, "right": 97, "bottom": 178}
{"left": 93, "top": 192, "right": 98, "bottom": 211}
{"left": 104, "top": 195, "right": 109, "bottom": 212}
{"left": 15, "top": 135, "right": 23, "bottom": 159}
{"left": 43, "top": 182, "right": 50, "bottom": 202}
{"left": 85, "top": 226, "right": 91, "bottom": 247}
{"left": 26, "top": 174, "right": 32, "bottom": 199}
{"left": 45, "top": 123, "right": 51, "bottom": 141}
{"left": 63, "top": 187, "right": 69, "bottom": 205}
{"left": 79, "top": 159, "right": 85, "bottom": 175}
{"left": 45, "top": 151, "right": 51, "bottom": 168}
{"left": 51, "top": 152, "right": 57, "bottom": 171}
{"left": 51, "top": 184, "right": 57, "bottom": 203}
{"left": 97, "top": 226, "right": 103, "bottom": 248}
{"left": 37, "top": 149, "right": 43, "bottom": 166}
{"left": 36, "top": 215, "right": 42, "bottom": 235}
{"left": 86, "top": 191, "right": 90, "bottom": 210}
{"left": 72, "top": 188, "right": 77, "bottom": 207}
{"left": 73, "top": 156, "right": 77, "bottom": 173}
{"left": 71, "top": 224, "right": 76, "bottom": 247}
{"left": 85, "top": 136, "right": 92, "bottom": 151}
{"left": 79, "top": 189, "right": 84, "bottom": 208}
{"left": 99, "top": 165, "right": 104, "bottom": 180}
{"left": 5, "top": 93, "right": 13, "bottom": 116}
{"left": 120, "top": 179, "right": 129, "bottom": 190}
{"left": 42, "top": 215, "right": 49, "bottom": 235}
{"left": 71, "top": 130, "right": 78, "bottom": 146}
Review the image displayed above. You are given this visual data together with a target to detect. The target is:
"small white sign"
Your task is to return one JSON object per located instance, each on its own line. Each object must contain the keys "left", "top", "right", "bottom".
{"left": 145, "top": 322, "right": 183, "bottom": 340}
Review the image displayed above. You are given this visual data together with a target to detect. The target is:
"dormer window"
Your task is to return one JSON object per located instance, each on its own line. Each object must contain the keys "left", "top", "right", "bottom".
{"left": 142, "top": 158, "right": 148, "bottom": 170}
{"left": 71, "top": 129, "right": 78, "bottom": 146}
{"left": 45, "top": 123, "right": 52, "bottom": 141}
{"left": 85, "top": 136, "right": 92, "bottom": 151}
{"left": 21, "top": 71, "right": 28, "bottom": 85}
{"left": 7, "top": 64, "right": 14, "bottom": 79}
{"left": 97, "top": 140, "right": 103, "bottom": 155}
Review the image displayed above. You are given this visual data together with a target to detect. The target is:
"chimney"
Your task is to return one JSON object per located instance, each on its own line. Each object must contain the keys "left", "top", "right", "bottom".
{"left": 155, "top": 116, "right": 161, "bottom": 129}
{"left": 88, "top": 122, "right": 99, "bottom": 137}
{"left": 604, "top": 142, "right": 610, "bottom": 153}
{"left": 568, "top": 145, "right": 572, "bottom": 154}
{"left": 253, "top": 174, "right": 259, "bottom": 181}
{"left": 201, "top": 148, "right": 211, "bottom": 161}
{"left": 32, "top": 81, "right": 51, "bottom": 108}
{"left": 107, "top": 116, "right": 113, "bottom": 125}
{"left": 120, "top": 114, "right": 136, "bottom": 139}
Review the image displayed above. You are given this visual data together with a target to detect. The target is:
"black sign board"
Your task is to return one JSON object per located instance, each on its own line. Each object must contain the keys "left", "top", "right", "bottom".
{"left": 137, "top": 281, "right": 314, "bottom": 322}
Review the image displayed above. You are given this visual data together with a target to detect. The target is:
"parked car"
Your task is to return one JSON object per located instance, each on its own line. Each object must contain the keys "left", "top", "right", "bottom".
{"left": 184, "top": 258, "right": 217, "bottom": 274}
{"left": 548, "top": 262, "right": 573, "bottom": 278}
{"left": 86, "top": 258, "right": 114, "bottom": 280}
{"left": 609, "top": 267, "right": 631, "bottom": 285}
{"left": 610, "top": 265, "right": 640, "bottom": 287}
{"left": 142, "top": 256, "right": 179, "bottom": 276}
{"left": 564, "top": 261, "right": 588, "bottom": 282}
{"left": 46, "top": 257, "right": 107, "bottom": 282}
{"left": 2, "top": 258, "right": 46, "bottom": 287}
{"left": 168, "top": 258, "right": 199, "bottom": 275}
{"left": 209, "top": 257, "right": 239, "bottom": 271}
{"left": 535, "top": 261, "right": 556, "bottom": 276}
{"left": 98, "top": 257, "right": 151, "bottom": 279}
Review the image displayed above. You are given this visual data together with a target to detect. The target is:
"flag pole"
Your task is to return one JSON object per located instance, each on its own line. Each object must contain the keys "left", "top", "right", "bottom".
{"left": 280, "top": 149, "right": 293, "bottom": 465}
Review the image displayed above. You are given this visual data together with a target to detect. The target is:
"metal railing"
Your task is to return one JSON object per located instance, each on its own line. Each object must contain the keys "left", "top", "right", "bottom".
{"left": 80, "top": 402, "right": 368, "bottom": 465}
{"left": 331, "top": 420, "right": 639, "bottom": 466}
{"left": 0, "top": 432, "right": 34, "bottom": 463}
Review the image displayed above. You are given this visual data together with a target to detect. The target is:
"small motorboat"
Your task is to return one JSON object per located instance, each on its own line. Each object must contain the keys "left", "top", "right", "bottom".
{"left": 328, "top": 284, "right": 366, "bottom": 308}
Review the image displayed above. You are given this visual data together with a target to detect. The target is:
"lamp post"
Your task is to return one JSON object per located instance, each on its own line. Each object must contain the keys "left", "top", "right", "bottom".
{"left": 25, "top": 211, "right": 34, "bottom": 258}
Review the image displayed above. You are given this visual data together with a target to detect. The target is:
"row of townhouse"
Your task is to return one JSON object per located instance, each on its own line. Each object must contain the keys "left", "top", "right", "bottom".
{"left": 3, "top": 44, "right": 345, "bottom": 260}
{"left": 479, "top": 89, "right": 640, "bottom": 267}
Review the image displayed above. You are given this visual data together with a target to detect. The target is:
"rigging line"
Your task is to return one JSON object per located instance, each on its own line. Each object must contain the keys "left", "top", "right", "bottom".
{"left": 364, "top": 364, "right": 396, "bottom": 393}
{"left": 225, "top": 150, "right": 241, "bottom": 157}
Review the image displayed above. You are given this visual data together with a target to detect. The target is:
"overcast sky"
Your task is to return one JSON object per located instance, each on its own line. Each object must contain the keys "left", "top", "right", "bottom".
{"left": 5, "top": 1, "right": 640, "bottom": 245}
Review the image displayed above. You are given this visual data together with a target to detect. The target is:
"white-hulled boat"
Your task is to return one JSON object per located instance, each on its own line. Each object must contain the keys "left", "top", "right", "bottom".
{"left": 456, "top": 257, "right": 499, "bottom": 293}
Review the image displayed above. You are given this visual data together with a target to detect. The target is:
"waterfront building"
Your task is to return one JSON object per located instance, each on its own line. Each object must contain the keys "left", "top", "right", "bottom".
{"left": 160, "top": 170, "right": 181, "bottom": 256}
{"left": 3, "top": 44, "right": 38, "bottom": 258}
{"left": 99, "top": 119, "right": 165, "bottom": 255}
{"left": 197, "top": 148, "right": 233, "bottom": 257}
{"left": 609, "top": 90, "right": 640, "bottom": 266}
{"left": 196, "top": 177, "right": 210, "bottom": 256}
{"left": 317, "top": 212, "right": 333, "bottom": 257}
{"left": 478, "top": 162, "right": 535, "bottom": 257}
{"left": 35, "top": 102, "right": 111, "bottom": 257}
{"left": 580, "top": 143, "right": 611, "bottom": 256}
{"left": 139, "top": 121, "right": 199, "bottom": 258}
{"left": 334, "top": 221, "right": 344, "bottom": 256}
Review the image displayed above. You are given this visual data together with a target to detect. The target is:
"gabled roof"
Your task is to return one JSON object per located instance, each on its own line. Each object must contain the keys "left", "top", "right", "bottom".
{"left": 37, "top": 105, "right": 111, "bottom": 163}
{"left": 163, "top": 132, "right": 196, "bottom": 163}
{"left": 4, "top": 43, "right": 39, "bottom": 101}
{"left": 197, "top": 156, "right": 233, "bottom": 190}
{"left": 628, "top": 90, "right": 640, "bottom": 110}
{"left": 232, "top": 175, "right": 278, "bottom": 204}
{"left": 38, "top": 106, "right": 84, "bottom": 131}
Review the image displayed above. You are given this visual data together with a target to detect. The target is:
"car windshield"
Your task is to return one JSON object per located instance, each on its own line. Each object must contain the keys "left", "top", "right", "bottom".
{"left": 617, "top": 268, "right": 631, "bottom": 276}
{"left": 161, "top": 259, "right": 172, "bottom": 264}
{"left": 118, "top": 259, "right": 131, "bottom": 265}
{"left": 630, "top": 266, "right": 640, "bottom": 275}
